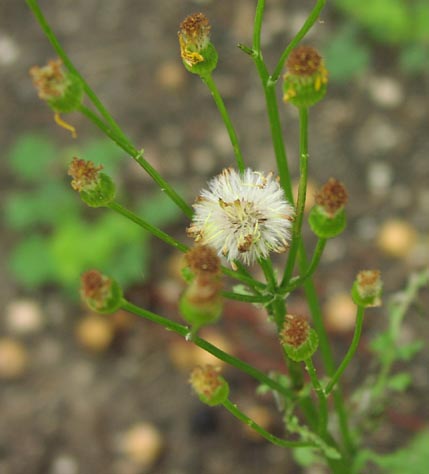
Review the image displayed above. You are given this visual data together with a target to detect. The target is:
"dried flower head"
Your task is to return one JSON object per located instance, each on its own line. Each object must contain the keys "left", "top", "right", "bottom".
{"left": 315, "top": 178, "right": 348, "bottom": 217}
{"left": 81, "top": 270, "right": 122, "bottom": 313}
{"left": 185, "top": 245, "right": 221, "bottom": 277}
{"left": 30, "top": 59, "right": 68, "bottom": 101}
{"left": 187, "top": 168, "right": 294, "bottom": 267}
{"left": 280, "top": 315, "right": 310, "bottom": 348}
{"left": 283, "top": 46, "right": 328, "bottom": 107}
{"left": 189, "top": 365, "right": 229, "bottom": 406}
{"left": 178, "top": 13, "right": 211, "bottom": 67}
{"left": 286, "top": 45, "right": 323, "bottom": 76}
{"left": 355, "top": 270, "right": 382, "bottom": 307}
{"left": 68, "top": 157, "right": 103, "bottom": 192}
{"left": 81, "top": 270, "right": 112, "bottom": 306}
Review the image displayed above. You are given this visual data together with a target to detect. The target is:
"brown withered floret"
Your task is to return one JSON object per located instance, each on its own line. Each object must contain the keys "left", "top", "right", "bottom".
{"left": 29, "top": 59, "right": 67, "bottom": 100}
{"left": 185, "top": 245, "right": 221, "bottom": 276}
{"left": 189, "top": 365, "right": 222, "bottom": 398}
{"left": 81, "top": 270, "right": 112, "bottom": 305}
{"left": 68, "top": 157, "right": 102, "bottom": 192}
{"left": 286, "top": 46, "right": 322, "bottom": 76}
{"left": 179, "top": 13, "right": 210, "bottom": 47}
{"left": 356, "top": 270, "right": 382, "bottom": 299}
{"left": 281, "top": 315, "right": 310, "bottom": 348}
{"left": 315, "top": 178, "right": 348, "bottom": 217}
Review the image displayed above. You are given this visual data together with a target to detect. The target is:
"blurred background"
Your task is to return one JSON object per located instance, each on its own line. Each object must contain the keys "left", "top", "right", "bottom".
{"left": 1, "top": 0, "right": 428, "bottom": 473}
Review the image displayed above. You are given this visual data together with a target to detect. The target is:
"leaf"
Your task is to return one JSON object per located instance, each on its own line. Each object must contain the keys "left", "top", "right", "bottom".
{"left": 387, "top": 372, "right": 412, "bottom": 392}
{"left": 323, "top": 24, "right": 370, "bottom": 83}
{"left": 396, "top": 341, "right": 424, "bottom": 361}
{"left": 8, "top": 134, "right": 57, "bottom": 182}
{"left": 370, "top": 430, "right": 429, "bottom": 474}
{"left": 4, "top": 184, "right": 78, "bottom": 230}
{"left": 9, "top": 235, "right": 56, "bottom": 288}
{"left": 137, "top": 191, "right": 182, "bottom": 227}
{"left": 292, "top": 447, "right": 320, "bottom": 468}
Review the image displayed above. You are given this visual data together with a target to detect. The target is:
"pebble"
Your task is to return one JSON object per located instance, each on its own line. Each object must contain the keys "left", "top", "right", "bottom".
{"left": 367, "top": 161, "right": 393, "bottom": 197}
{"left": 323, "top": 293, "right": 356, "bottom": 333}
{"left": 376, "top": 219, "right": 418, "bottom": 258}
{"left": 0, "top": 338, "right": 28, "bottom": 379}
{"left": 75, "top": 315, "right": 114, "bottom": 352}
{"left": 156, "top": 61, "right": 186, "bottom": 91}
{"left": 50, "top": 455, "right": 79, "bottom": 474}
{"left": 5, "top": 299, "right": 44, "bottom": 335}
{"left": 367, "top": 76, "right": 404, "bottom": 108}
{"left": 0, "top": 33, "right": 20, "bottom": 66}
{"left": 118, "top": 423, "right": 163, "bottom": 467}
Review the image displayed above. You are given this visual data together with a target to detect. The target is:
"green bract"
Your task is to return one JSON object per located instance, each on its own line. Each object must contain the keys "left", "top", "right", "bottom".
{"left": 79, "top": 173, "right": 116, "bottom": 208}
{"left": 179, "top": 291, "right": 222, "bottom": 332}
{"left": 197, "top": 376, "right": 230, "bottom": 407}
{"left": 47, "top": 72, "right": 83, "bottom": 113}
{"left": 282, "top": 329, "right": 319, "bottom": 362}
{"left": 182, "top": 43, "right": 218, "bottom": 76}
{"left": 308, "top": 206, "right": 346, "bottom": 239}
{"left": 85, "top": 278, "right": 123, "bottom": 314}
{"left": 351, "top": 281, "right": 381, "bottom": 308}
{"left": 283, "top": 74, "right": 327, "bottom": 108}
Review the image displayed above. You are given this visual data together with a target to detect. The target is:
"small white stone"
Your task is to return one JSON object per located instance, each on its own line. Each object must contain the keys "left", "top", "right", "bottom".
{"left": 367, "top": 161, "right": 393, "bottom": 196}
{"left": 118, "top": 423, "right": 164, "bottom": 467}
{"left": 50, "top": 455, "right": 79, "bottom": 474}
{"left": 367, "top": 76, "right": 404, "bottom": 108}
{"left": 5, "top": 299, "right": 44, "bottom": 334}
{"left": 0, "top": 34, "right": 20, "bottom": 65}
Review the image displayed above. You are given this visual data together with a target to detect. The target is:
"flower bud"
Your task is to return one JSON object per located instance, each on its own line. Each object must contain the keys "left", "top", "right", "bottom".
{"left": 178, "top": 13, "right": 218, "bottom": 76}
{"left": 189, "top": 365, "right": 229, "bottom": 406}
{"left": 68, "top": 157, "right": 116, "bottom": 207}
{"left": 352, "top": 270, "right": 382, "bottom": 308}
{"left": 309, "top": 178, "right": 348, "bottom": 239}
{"left": 80, "top": 270, "right": 123, "bottom": 314}
{"left": 280, "top": 315, "right": 319, "bottom": 362}
{"left": 29, "top": 59, "right": 83, "bottom": 113}
{"left": 185, "top": 245, "right": 221, "bottom": 278}
{"left": 283, "top": 46, "right": 328, "bottom": 108}
{"left": 179, "top": 277, "right": 223, "bottom": 333}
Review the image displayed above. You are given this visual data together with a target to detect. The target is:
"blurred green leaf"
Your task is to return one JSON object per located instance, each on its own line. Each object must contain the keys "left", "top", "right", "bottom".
{"left": 396, "top": 341, "right": 424, "bottom": 361}
{"left": 323, "top": 25, "right": 370, "bottom": 82}
{"left": 81, "top": 138, "right": 124, "bottom": 175}
{"left": 8, "top": 134, "right": 57, "bottom": 182}
{"left": 386, "top": 372, "right": 412, "bottom": 392}
{"left": 5, "top": 183, "right": 78, "bottom": 230}
{"left": 399, "top": 45, "right": 429, "bottom": 75}
{"left": 370, "top": 431, "right": 429, "bottom": 474}
{"left": 137, "top": 191, "right": 182, "bottom": 227}
{"left": 9, "top": 235, "right": 56, "bottom": 288}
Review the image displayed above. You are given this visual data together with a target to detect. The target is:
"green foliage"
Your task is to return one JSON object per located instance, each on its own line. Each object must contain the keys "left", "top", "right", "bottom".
{"left": 354, "top": 431, "right": 429, "bottom": 474}
{"left": 328, "top": 0, "right": 429, "bottom": 79}
{"left": 6, "top": 133, "right": 180, "bottom": 297}
{"left": 323, "top": 25, "right": 370, "bottom": 83}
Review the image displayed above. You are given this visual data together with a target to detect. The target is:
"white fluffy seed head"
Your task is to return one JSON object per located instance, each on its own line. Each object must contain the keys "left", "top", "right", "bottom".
{"left": 187, "top": 168, "right": 295, "bottom": 266}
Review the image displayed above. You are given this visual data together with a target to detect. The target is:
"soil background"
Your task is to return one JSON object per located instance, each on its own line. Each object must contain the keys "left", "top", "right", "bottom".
{"left": 1, "top": 1, "right": 428, "bottom": 473}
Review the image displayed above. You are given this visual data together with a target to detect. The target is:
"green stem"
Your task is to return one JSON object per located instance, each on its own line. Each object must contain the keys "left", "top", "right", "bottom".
{"left": 27, "top": 0, "right": 193, "bottom": 220}
{"left": 282, "top": 107, "right": 309, "bottom": 287}
{"left": 258, "top": 257, "right": 277, "bottom": 291}
{"left": 107, "top": 201, "right": 188, "bottom": 253}
{"left": 201, "top": 74, "right": 245, "bottom": 173}
{"left": 283, "top": 238, "right": 327, "bottom": 293}
{"left": 222, "top": 290, "right": 272, "bottom": 304}
{"left": 79, "top": 105, "right": 193, "bottom": 218}
{"left": 300, "top": 251, "right": 355, "bottom": 455}
{"left": 251, "top": 1, "right": 293, "bottom": 202}
{"left": 270, "top": 0, "right": 327, "bottom": 84}
{"left": 325, "top": 306, "right": 365, "bottom": 395}
{"left": 305, "top": 358, "right": 328, "bottom": 436}
{"left": 121, "top": 300, "right": 294, "bottom": 399}
{"left": 222, "top": 399, "right": 312, "bottom": 448}
{"left": 221, "top": 266, "right": 266, "bottom": 291}
{"left": 26, "top": 0, "right": 126, "bottom": 141}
